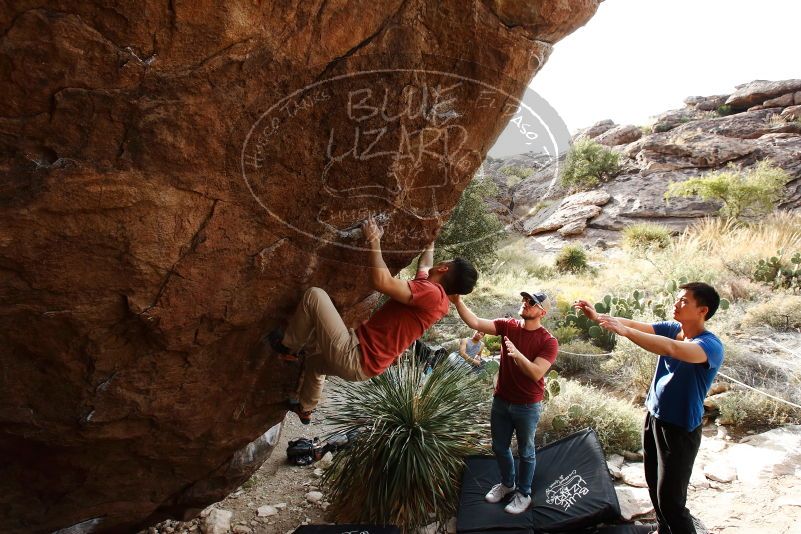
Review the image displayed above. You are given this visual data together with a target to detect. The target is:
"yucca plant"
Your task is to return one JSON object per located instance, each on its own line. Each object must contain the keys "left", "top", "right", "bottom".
{"left": 322, "top": 355, "right": 488, "bottom": 532}
{"left": 554, "top": 244, "right": 589, "bottom": 274}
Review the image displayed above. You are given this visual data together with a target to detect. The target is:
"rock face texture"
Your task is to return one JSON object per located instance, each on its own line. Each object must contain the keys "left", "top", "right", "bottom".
{"left": 494, "top": 79, "right": 801, "bottom": 249}
{"left": 0, "top": 1, "right": 601, "bottom": 532}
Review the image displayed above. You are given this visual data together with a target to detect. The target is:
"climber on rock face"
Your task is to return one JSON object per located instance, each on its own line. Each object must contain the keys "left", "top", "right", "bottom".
{"left": 268, "top": 215, "right": 478, "bottom": 424}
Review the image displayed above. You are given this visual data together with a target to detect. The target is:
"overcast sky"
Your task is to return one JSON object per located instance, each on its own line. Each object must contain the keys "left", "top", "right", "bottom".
{"left": 530, "top": 0, "right": 801, "bottom": 134}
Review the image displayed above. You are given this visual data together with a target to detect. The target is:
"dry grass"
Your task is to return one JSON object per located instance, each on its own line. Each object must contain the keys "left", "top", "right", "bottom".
{"left": 600, "top": 339, "right": 657, "bottom": 397}
{"left": 554, "top": 340, "right": 606, "bottom": 375}
{"left": 717, "top": 391, "right": 800, "bottom": 429}
{"left": 742, "top": 295, "right": 801, "bottom": 330}
{"left": 674, "top": 213, "right": 801, "bottom": 275}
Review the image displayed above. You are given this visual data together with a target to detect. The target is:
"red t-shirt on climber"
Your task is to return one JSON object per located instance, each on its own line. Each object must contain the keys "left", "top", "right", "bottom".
{"left": 493, "top": 318, "right": 559, "bottom": 404}
{"left": 357, "top": 271, "right": 449, "bottom": 377}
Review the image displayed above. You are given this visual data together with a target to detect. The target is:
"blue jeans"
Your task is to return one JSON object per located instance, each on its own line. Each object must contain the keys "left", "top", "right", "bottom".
{"left": 491, "top": 397, "right": 543, "bottom": 496}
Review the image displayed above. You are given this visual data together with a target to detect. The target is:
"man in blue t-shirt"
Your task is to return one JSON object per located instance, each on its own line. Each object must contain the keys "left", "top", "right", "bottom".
{"left": 575, "top": 282, "right": 724, "bottom": 534}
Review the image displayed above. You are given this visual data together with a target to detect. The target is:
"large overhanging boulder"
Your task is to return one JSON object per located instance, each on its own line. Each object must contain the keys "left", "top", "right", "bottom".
{"left": 0, "top": 1, "right": 601, "bottom": 532}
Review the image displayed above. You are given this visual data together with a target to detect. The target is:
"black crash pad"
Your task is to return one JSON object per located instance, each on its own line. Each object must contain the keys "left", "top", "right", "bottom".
{"left": 457, "top": 428, "right": 621, "bottom": 533}
{"left": 587, "top": 525, "right": 654, "bottom": 533}
{"left": 293, "top": 525, "right": 400, "bottom": 534}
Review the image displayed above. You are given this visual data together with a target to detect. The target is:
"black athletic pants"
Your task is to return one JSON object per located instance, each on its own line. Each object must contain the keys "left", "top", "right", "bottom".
{"left": 643, "top": 412, "right": 702, "bottom": 534}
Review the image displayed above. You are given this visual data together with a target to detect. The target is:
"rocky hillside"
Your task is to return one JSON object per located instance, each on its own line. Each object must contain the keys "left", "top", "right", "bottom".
{"left": 488, "top": 79, "right": 801, "bottom": 250}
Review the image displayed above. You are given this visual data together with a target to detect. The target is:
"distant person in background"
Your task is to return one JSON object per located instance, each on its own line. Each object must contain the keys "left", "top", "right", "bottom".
{"left": 574, "top": 282, "right": 723, "bottom": 534}
{"left": 447, "top": 330, "right": 486, "bottom": 371}
{"left": 450, "top": 290, "right": 558, "bottom": 515}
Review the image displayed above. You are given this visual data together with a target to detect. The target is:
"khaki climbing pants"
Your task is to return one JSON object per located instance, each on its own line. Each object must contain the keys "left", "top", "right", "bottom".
{"left": 283, "top": 287, "right": 371, "bottom": 411}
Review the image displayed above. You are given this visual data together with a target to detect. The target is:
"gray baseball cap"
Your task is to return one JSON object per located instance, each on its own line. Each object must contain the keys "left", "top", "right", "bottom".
{"left": 520, "top": 291, "right": 550, "bottom": 310}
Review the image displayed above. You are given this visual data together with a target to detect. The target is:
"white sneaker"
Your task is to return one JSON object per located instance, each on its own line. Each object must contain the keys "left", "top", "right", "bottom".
{"left": 485, "top": 483, "right": 515, "bottom": 503}
{"left": 504, "top": 492, "right": 532, "bottom": 514}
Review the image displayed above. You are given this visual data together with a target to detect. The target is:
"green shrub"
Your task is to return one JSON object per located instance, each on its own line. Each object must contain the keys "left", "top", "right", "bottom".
{"left": 483, "top": 334, "right": 502, "bottom": 352}
{"left": 553, "top": 340, "right": 605, "bottom": 375}
{"left": 240, "top": 473, "right": 260, "bottom": 491}
{"left": 622, "top": 222, "right": 672, "bottom": 250}
{"left": 500, "top": 165, "right": 533, "bottom": 187}
{"left": 552, "top": 324, "right": 580, "bottom": 345}
{"left": 664, "top": 160, "right": 791, "bottom": 220}
{"left": 539, "top": 379, "right": 642, "bottom": 453}
{"left": 717, "top": 391, "right": 799, "bottom": 429}
{"left": 742, "top": 295, "right": 801, "bottom": 330}
{"left": 716, "top": 104, "right": 734, "bottom": 117}
{"left": 323, "top": 357, "right": 485, "bottom": 530}
{"left": 555, "top": 244, "right": 589, "bottom": 274}
{"left": 478, "top": 359, "right": 500, "bottom": 386}
{"left": 753, "top": 255, "right": 783, "bottom": 284}
{"left": 436, "top": 174, "right": 506, "bottom": 272}
{"left": 501, "top": 165, "right": 533, "bottom": 178}
{"left": 482, "top": 360, "right": 499, "bottom": 377}
{"left": 560, "top": 139, "right": 621, "bottom": 190}
{"left": 752, "top": 250, "right": 801, "bottom": 291}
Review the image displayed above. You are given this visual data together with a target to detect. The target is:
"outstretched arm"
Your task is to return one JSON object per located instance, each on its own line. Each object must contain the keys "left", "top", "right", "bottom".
{"left": 450, "top": 294, "right": 497, "bottom": 335}
{"left": 598, "top": 316, "right": 708, "bottom": 364}
{"left": 573, "top": 299, "right": 655, "bottom": 335}
{"left": 363, "top": 216, "right": 413, "bottom": 304}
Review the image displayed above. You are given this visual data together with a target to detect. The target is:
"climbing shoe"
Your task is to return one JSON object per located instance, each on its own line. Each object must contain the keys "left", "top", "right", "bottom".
{"left": 288, "top": 401, "right": 313, "bottom": 425}
{"left": 267, "top": 329, "right": 299, "bottom": 362}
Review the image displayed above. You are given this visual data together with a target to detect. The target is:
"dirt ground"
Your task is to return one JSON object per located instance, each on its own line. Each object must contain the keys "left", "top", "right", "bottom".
{"left": 142, "top": 394, "right": 340, "bottom": 534}
{"left": 144, "top": 381, "right": 801, "bottom": 534}
{"left": 210, "top": 394, "right": 341, "bottom": 534}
